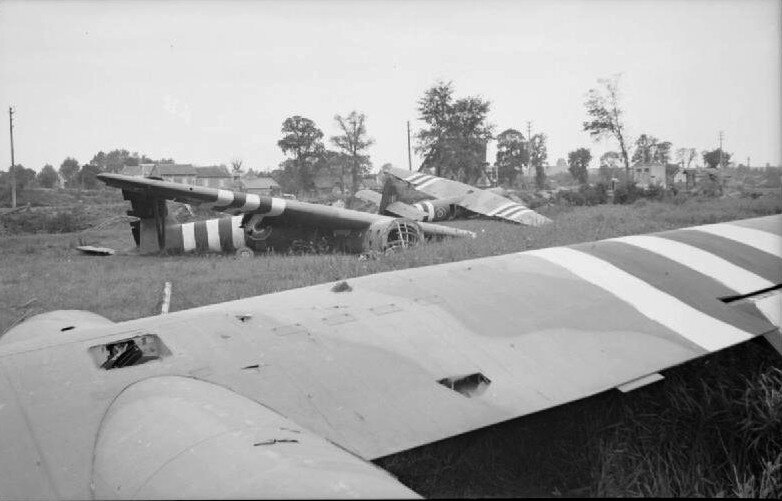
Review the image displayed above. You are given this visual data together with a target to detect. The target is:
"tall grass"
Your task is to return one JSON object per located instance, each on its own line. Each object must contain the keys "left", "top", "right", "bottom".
{"left": 1, "top": 194, "right": 780, "bottom": 497}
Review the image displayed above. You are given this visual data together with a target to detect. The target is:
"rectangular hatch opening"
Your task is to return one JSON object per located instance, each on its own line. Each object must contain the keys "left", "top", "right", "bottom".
{"left": 438, "top": 372, "right": 491, "bottom": 398}
{"left": 89, "top": 334, "right": 171, "bottom": 370}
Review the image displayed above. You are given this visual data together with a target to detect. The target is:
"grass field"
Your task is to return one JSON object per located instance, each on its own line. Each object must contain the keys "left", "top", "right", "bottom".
{"left": 1, "top": 193, "right": 781, "bottom": 497}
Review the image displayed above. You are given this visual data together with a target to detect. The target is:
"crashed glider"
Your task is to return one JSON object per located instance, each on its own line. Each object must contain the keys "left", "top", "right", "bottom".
{"left": 98, "top": 173, "right": 474, "bottom": 256}
{"left": 1, "top": 215, "right": 780, "bottom": 498}
{"left": 367, "top": 166, "right": 550, "bottom": 226}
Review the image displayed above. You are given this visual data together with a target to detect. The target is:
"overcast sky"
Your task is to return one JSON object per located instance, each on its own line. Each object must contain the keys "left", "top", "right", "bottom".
{"left": 0, "top": 0, "right": 779, "bottom": 173}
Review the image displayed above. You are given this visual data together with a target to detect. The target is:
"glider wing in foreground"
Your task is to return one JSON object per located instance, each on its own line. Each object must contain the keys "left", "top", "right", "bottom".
{"left": 383, "top": 166, "right": 551, "bottom": 226}
{"left": 98, "top": 173, "right": 475, "bottom": 256}
{"left": 1, "top": 215, "right": 780, "bottom": 498}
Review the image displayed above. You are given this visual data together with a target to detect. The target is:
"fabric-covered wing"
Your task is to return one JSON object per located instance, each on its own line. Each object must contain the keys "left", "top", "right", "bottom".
{"left": 384, "top": 167, "right": 549, "bottom": 226}
{"left": 3, "top": 216, "right": 778, "bottom": 499}
{"left": 98, "top": 173, "right": 474, "bottom": 238}
{"left": 460, "top": 189, "right": 551, "bottom": 226}
{"left": 385, "top": 166, "right": 473, "bottom": 199}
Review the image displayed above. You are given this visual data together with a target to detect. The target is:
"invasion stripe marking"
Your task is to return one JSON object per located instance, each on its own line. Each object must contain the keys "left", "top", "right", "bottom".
{"left": 488, "top": 202, "right": 515, "bottom": 216}
{"left": 495, "top": 204, "right": 523, "bottom": 217}
{"left": 411, "top": 175, "right": 433, "bottom": 186}
{"left": 231, "top": 216, "right": 246, "bottom": 249}
{"left": 504, "top": 207, "right": 531, "bottom": 219}
{"left": 755, "top": 293, "right": 781, "bottom": 328}
{"left": 207, "top": 189, "right": 235, "bottom": 209}
{"left": 729, "top": 215, "right": 782, "bottom": 237}
{"left": 693, "top": 223, "right": 782, "bottom": 257}
{"left": 661, "top": 230, "right": 782, "bottom": 284}
{"left": 193, "top": 221, "right": 210, "bottom": 251}
{"left": 415, "top": 178, "right": 439, "bottom": 191}
{"left": 181, "top": 223, "right": 196, "bottom": 252}
{"left": 218, "top": 217, "right": 235, "bottom": 251}
{"left": 527, "top": 247, "right": 753, "bottom": 352}
{"left": 268, "top": 198, "right": 286, "bottom": 217}
{"left": 406, "top": 173, "right": 427, "bottom": 183}
{"left": 205, "top": 218, "right": 221, "bottom": 251}
{"left": 241, "top": 193, "right": 261, "bottom": 211}
{"left": 578, "top": 240, "right": 771, "bottom": 335}
{"left": 423, "top": 201, "right": 435, "bottom": 221}
{"left": 612, "top": 235, "right": 774, "bottom": 295}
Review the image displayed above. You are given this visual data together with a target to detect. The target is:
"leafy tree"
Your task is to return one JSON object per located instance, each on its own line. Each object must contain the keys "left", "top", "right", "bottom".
{"left": 598, "top": 151, "right": 623, "bottom": 182}
{"left": 632, "top": 134, "right": 672, "bottom": 165}
{"left": 316, "top": 150, "right": 353, "bottom": 193}
{"left": 277, "top": 116, "right": 325, "bottom": 193}
{"left": 529, "top": 133, "right": 548, "bottom": 189}
{"left": 415, "top": 81, "right": 493, "bottom": 183}
{"left": 583, "top": 75, "right": 631, "bottom": 175}
{"left": 1, "top": 165, "right": 36, "bottom": 193}
{"left": 77, "top": 164, "right": 102, "bottom": 189}
{"left": 702, "top": 148, "right": 731, "bottom": 169}
{"left": 59, "top": 157, "right": 80, "bottom": 187}
{"left": 675, "top": 147, "right": 698, "bottom": 169}
{"left": 655, "top": 141, "right": 672, "bottom": 165}
{"left": 495, "top": 128, "right": 528, "bottom": 186}
{"left": 90, "top": 149, "right": 139, "bottom": 173}
{"left": 37, "top": 164, "right": 59, "bottom": 188}
{"left": 331, "top": 111, "right": 374, "bottom": 194}
{"left": 568, "top": 148, "right": 592, "bottom": 185}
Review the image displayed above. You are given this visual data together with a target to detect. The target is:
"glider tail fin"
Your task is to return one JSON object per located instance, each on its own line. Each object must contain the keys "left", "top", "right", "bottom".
{"left": 121, "top": 189, "right": 173, "bottom": 253}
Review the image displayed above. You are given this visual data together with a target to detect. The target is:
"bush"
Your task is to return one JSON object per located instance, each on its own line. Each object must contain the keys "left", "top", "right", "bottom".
{"left": 1, "top": 206, "right": 92, "bottom": 234}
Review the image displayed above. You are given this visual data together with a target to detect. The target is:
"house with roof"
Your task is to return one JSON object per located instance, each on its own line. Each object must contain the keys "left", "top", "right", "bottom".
{"left": 238, "top": 176, "right": 281, "bottom": 197}
{"left": 632, "top": 162, "right": 666, "bottom": 188}
{"left": 119, "top": 164, "right": 155, "bottom": 178}
{"left": 149, "top": 164, "right": 198, "bottom": 185}
{"left": 194, "top": 166, "right": 233, "bottom": 188}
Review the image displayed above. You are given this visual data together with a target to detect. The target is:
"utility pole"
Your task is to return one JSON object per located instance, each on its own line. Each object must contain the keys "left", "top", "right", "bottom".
{"left": 8, "top": 106, "right": 16, "bottom": 208}
{"left": 526, "top": 121, "right": 533, "bottom": 175}
{"left": 718, "top": 130, "right": 724, "bottom": 168}
{"left": 406, "top": 121, "right": 412, "bottom": 171}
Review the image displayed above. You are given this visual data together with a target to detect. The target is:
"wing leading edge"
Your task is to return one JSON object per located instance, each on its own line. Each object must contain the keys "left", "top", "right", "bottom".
{"left": 0, "top": 215, "right": 779, "bottom": 498}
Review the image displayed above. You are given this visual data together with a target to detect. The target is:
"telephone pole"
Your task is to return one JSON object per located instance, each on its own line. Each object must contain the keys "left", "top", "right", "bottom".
{"left": 8, "top": 106, "right": 16, "bottom": 208}
{"left": 718, "top": 130, "right": 724, "bottom": 168}
{"left": 406, "top": 121, "right": 412, "bottom": 171}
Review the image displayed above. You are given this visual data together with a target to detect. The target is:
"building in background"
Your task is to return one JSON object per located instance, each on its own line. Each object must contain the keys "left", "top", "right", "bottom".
{"left": 238, "top": 176, "right": 281, "bottom": 197}
{"left": 149, "top": 164, "right": 197, "bottom": 184}
{"left": 194, "top": 166, "right": 233, "bottom": 188}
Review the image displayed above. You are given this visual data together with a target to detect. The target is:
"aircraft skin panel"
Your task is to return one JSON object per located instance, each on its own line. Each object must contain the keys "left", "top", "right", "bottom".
{"left": 0, "top": 216, "right": 779, "bottom": 498}
{"left": 659, "top": 229, "right": 782, "bottom": 284}
{"left": 692, "top": 222, "right": 782, "bottom": 257}
{"left": 726, "top": 213, "right": 782, "bottom": 236}
{"left": 563, "top": 242, "right": 767, "bottom": 346}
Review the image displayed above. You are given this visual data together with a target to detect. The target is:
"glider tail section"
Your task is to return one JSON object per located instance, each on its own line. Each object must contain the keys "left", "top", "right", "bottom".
{"left": 121, "top": 188, "right": 246, "bottom": 255}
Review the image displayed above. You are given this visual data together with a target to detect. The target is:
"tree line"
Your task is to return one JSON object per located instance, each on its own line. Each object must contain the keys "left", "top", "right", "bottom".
{"left": 0, "top": 77, "right": 758, "bottom": 199}
{"left": 569, "top": 74, "right": 736, "bottom": 187}
{"left": 0, "top": 149, "right": 175, "bottom": 192}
